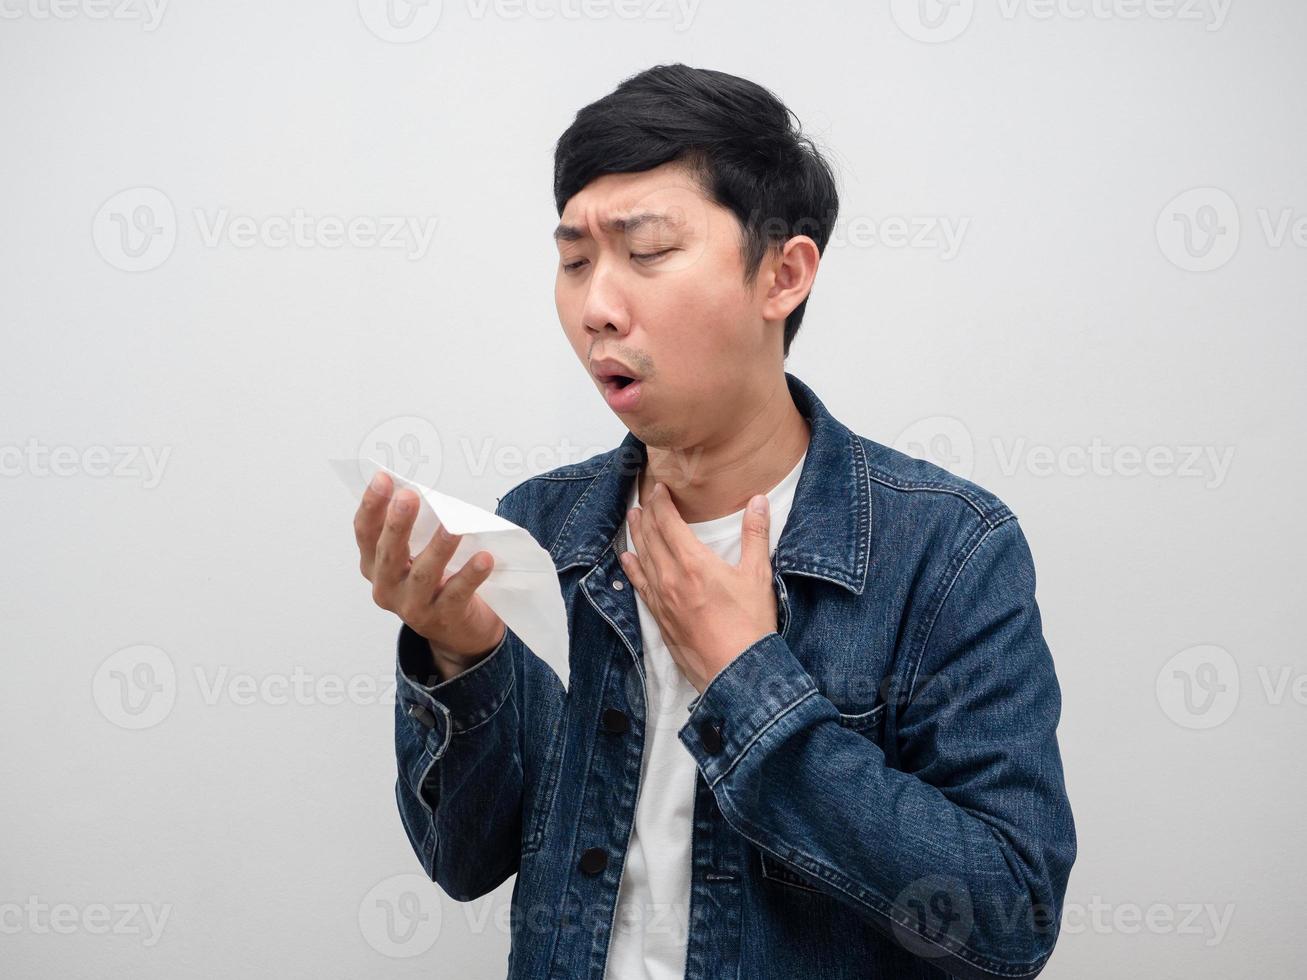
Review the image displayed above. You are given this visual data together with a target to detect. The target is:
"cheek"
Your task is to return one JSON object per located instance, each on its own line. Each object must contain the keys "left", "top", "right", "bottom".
{"left": 692, "top": 241, "right": 752, "bottom": 329}
{"left": 662, "top": 250, "right": 745, "bottom": 328}
{"left": 673, "top": 279, "right": 749, "bottom": 355}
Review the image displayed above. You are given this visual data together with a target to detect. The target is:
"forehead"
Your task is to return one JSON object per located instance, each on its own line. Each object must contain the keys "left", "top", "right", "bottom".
{"left": 555, "top": 162, "right": 712, "bottom": 241}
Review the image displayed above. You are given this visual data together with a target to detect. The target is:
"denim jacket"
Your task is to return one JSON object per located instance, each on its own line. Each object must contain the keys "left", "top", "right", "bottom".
{"left": 393, "top": 372, "right": 1077, "bottom": 980}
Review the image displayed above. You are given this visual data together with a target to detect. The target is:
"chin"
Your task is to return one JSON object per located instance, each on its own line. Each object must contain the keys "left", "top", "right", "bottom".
{"left": 628, "top": 420, "right": 681, "bottom": 450}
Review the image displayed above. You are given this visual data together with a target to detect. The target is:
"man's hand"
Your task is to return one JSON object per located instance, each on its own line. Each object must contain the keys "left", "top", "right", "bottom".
{"left": 618, "top": 482, "right": 777, "bottom": 693}
{"left": 354, "top": 472, "right": 506, "bottom": 672}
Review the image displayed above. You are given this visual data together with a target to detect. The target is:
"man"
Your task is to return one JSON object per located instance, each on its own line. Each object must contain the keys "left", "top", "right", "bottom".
{"left": 356, "top": 64, "right": 1076, "bottom": 979}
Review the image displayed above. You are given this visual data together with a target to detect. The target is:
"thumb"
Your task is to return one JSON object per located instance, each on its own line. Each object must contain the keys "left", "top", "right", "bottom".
{"left": 740, "top": 494, "right": 770, "bottom": 570}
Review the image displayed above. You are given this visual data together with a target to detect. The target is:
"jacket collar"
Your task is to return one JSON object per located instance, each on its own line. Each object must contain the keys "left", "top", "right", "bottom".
{"left": 550, "top": 371, "right": 872, "bottom": 595}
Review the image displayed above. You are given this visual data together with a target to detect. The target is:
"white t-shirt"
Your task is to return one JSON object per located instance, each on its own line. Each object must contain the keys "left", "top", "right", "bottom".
{"left": 603, "top": 450, "right": 807, "bottom": 980}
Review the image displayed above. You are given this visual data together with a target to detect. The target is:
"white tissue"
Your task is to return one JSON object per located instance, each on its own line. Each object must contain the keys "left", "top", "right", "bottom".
{"left": 328, "top": 456, "right": 570, "bottom": 692}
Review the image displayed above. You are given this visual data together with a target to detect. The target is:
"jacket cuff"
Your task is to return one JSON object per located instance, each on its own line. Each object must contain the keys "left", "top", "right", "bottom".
{"left": 677, "top": 632, "right": 822, "bottom": 788}
{"left": 395, "top": 622, "right": 515, "bottom": 763}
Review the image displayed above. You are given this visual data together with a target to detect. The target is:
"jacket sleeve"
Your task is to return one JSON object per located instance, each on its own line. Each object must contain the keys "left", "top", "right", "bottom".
{"left": 677, "top": 514, "right": 1077, "bottom": 979}
{"left": 393, "top": 487, "right": 567, "bottom": 902}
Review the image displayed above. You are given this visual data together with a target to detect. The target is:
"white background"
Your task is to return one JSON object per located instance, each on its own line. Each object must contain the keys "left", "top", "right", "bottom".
{"left": 2, "top": 0, "right": 1303, "bottom": 976}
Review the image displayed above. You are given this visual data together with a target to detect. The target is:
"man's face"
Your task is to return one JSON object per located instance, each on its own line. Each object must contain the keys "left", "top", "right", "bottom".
{"left": 554, "top": 160, "right": 772, "bottom": 449}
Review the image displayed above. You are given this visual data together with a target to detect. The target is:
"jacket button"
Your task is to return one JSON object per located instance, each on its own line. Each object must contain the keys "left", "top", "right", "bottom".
{"left": 579, "top": 847, "right": 608, "bottom": 875}
{"left": 699, "top": 719, "right": 723, "bottom": 753}
{"left": 407, "top": 702, "right": 436, "bottom": 730}
{"left": 600, "top": 708, "right": 629, "bottom": 734}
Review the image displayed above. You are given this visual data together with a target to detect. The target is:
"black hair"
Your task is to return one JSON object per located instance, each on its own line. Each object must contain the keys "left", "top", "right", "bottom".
{"left": 553, "top": 64, "right": 840, "bottom": 358}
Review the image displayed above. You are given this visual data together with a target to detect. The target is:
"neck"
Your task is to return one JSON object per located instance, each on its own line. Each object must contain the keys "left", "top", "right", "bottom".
{"left": 637, "top": 374, "right": 811, "bottom": 524}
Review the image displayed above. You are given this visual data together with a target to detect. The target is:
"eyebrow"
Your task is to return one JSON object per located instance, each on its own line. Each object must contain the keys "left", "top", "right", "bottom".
{"left": 552, "top": 211, "right": 679, "bottom": 243}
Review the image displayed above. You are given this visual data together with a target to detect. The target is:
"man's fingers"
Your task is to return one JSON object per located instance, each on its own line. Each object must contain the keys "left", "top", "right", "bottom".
{"left": 353, "top": 471, "right": 394, "bottom": 578}
{"left": 627, "top": 506, "right": 659, "bottom": 591}
{"left": 406, "top": 523, "right": 463, "bottom": 603}
{"left": 640, "top": 488, "right": 678, "bottom": 578}
{"left": 739, "top": 494, "right": 771, "bottom": 573}
{"left": 434, "top": 551, "right": 494, "bottom": 612}
{"left": 618, "top": 548, "right": 648, "bottom": 595}
{"left": 372, "top": 489, "right": 420, "bottom": 591}
{"left": 645, "top": 481, "right": 696, "bottom": 561}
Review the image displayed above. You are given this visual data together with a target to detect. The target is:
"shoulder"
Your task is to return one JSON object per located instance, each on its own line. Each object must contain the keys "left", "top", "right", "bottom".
{"left": 491, "top": 445, "right": 617, "bottom": 538}
{"left": 495, "top": 447, "right": 613, "bottom": 503}
{"left": 853, "top": 434, "right": 1022, "bottom": 570}
{"left": 857, "top": 434, "right": 1013, "bottom": 525}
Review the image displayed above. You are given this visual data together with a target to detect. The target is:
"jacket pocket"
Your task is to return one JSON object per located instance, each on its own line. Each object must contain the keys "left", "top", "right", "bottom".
{"left": 835, "top": 700, "right": 886, "bottom": 742}
{"left": 759, "top": 849, "right": 826, "bottom": 894}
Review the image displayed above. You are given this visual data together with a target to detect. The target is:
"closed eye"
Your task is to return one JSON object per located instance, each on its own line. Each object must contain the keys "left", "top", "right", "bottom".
{"left": 560, "top": 248, "right": 677, "bottom": 273}
{"left": 632, "top": 248, "right": 675, "bottom": 262}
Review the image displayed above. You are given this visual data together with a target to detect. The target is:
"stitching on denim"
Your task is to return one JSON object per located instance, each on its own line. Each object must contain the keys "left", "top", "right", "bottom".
{"left": 408, "top": 746, "right": 440, "bottom": 822}
{"left": 547, "top": 469, "right": 605, "bottom": 560}
{"left": 691, "top": 632, "right": 783, "bottom": 708}
{"left": 522, "top": 712, "right": 567, "bottom": 855}
{"left": 501, "top": 461, "right": 609, "bottom": 493}
{"left": 540, "top": 586, "right": 620, "bottom": 980}
{"left": 836, "top": 701, "right": 886, "bottom": 731}
{"left": 429, "top": 701, "right": 453, "bottom": 760}
{"left": 706, "top": 687, "right": 819, "bottom": 790}
{"left": 863, "top": 449, "right": 1013, "bottom": 526}
{"left": 866, "top": 471, "right": 995, "bottom": 519}
{"left": 395, "top": 775, "right": 435, "bottom": 874}
{"left": 397, "top": 763, "right": 439, "bottom": 888}
{"left": 904, "top": 514, "right": 1016, "bottom": 702}
{"left": 447, "top": 668, "right": 516, "bottom": 737}
{"left": 758, "top": 851, "right": 824, "bottom": 893}
{"left": 709, "top": 688, "right": 1056, "bottom": 974}
{"left": 850, "top": 434, "right": 873, "bottom": 594}
{"left": 419, "top": 625, "right": 512, "bottom": 696}
{"left": 716, "top": 790, "right": 1053, "bottom": 978}
{"left": 531, "top": 469, "right": 607, "bottom": 481}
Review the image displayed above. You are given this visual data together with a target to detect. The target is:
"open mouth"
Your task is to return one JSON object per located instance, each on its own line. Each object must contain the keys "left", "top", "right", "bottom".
{"left": 597, "top": 371, "right": 645, "bottom": 412}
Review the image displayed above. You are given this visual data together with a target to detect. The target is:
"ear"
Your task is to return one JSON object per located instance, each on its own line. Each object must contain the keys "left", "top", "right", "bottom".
{"left": 760, "top": 236, "right": 820, "bottom": 324}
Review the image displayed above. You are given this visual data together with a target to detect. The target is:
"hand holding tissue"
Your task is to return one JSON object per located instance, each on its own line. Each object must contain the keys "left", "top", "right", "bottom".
{"left": 329, "top": 456, "right": 571, "bottom": 692}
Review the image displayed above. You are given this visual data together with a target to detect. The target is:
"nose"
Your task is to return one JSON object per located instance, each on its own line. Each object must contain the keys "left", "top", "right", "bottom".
{"left": 581, "top": 262, "right": 631, "bottom": 340}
